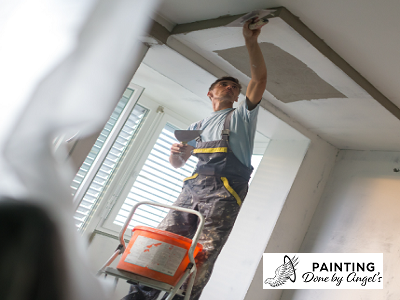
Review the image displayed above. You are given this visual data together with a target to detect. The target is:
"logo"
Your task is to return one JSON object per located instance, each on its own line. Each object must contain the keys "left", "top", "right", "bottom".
{"left": 264, "top": 255, "right": 298, "bottom": 287}
{"left": 263, "top": 253, "right": 383, "bottom": 289}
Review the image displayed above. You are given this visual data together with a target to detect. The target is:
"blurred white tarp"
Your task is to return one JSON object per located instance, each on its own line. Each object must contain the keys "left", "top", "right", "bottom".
{"left": 0, "top": 0, "right": 159, "bottom": 299}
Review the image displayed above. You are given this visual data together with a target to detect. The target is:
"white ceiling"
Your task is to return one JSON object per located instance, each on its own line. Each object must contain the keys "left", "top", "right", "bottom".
{"left": 157, "top": 0, "right": 400, "bottom": 106}
{"left": 146, "top": 0, "right": 400, "bottom": 151}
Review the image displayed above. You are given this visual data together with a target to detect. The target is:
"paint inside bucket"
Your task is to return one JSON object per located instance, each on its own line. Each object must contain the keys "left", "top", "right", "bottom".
{"left": 117, "top": 226, "right": 203, "bottom": 285}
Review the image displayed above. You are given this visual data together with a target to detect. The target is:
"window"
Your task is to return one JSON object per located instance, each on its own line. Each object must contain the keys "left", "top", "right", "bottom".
{"left": 250, "top": 131, "right": 270, "bottom": 183}
{"left": 73, "top": 85, "right": 146, "bottom": 231}
{"left": 249, "top": 155, "right": 263, "bottom": 184}
{"left": 98, "top": 108, "right": 196, "bottom": 235}
{"left": 113, "top": 123, "right": 198, "bottom": 229}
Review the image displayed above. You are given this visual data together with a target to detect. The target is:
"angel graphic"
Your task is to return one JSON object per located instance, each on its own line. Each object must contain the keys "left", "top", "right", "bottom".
{"left": 264, "top": 255, "right": 299, "bottom": 287}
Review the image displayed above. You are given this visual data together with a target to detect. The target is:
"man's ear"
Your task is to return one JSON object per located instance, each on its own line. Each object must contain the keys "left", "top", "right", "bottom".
{"left": 207, "top": 90, "right": 213, "bottom": 99}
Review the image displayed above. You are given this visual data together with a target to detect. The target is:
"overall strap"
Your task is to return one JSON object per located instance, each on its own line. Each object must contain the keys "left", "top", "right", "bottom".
{"left": 222, "top": 109, "right": 235, "bottom": 141}
{"left": 195, "top": 119, "right": 203, "bottom": 142}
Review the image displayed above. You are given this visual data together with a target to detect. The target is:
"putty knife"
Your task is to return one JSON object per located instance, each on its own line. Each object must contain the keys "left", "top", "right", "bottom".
{"left": 174, "top": 130, "right": 203, "bottom": 144}
{"left": 249, "top": 16, "right": 269, "bottom": 30}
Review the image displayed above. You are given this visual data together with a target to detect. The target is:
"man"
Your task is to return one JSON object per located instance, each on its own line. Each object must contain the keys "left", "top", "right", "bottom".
{"left": 123, "top": 19, "right": 266, "bottom": 300}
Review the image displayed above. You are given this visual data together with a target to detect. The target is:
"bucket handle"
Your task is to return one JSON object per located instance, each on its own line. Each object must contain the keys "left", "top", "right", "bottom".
{"left": 96, "top": 201, "right": 205, "bottom": 275}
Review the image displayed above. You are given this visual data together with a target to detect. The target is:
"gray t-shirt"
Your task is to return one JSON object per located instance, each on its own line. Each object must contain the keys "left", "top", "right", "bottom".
{"left": 187, "top": 100, "right": 259, "bottom": 168}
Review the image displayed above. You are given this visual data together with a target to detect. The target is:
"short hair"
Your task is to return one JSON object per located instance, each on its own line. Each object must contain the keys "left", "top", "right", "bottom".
{"left": 209, "top": 76, "right": 242, "bottom": 92}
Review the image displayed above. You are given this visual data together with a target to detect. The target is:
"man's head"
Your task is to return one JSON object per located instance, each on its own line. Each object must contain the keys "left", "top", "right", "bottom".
{"left": 207, "top": 77, "right": 242, "bottom": 111}
{"left": 208, "top": 76, "right": 242, "bottom": 93}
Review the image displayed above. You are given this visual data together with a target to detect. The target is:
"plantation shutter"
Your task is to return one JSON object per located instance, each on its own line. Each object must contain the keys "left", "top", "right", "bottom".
{"left": 73, "top": 97, "right": 148, "bottom": 231}
{"left": 113, "top": 123, "right": 197, "bottom": 229}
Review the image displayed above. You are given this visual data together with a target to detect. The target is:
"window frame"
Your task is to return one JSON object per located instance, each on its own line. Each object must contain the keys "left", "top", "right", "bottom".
{"left": 82, "top": 97, "right": 195, "bottom": 237}
{"left": 72, "top": 83, "right": 144, "bottom": 211}
{"left": 96, "top": 107, "right": 194, "bottom": 236}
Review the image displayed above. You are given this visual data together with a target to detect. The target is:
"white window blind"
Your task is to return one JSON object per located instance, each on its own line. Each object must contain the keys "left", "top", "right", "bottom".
{"left": 73, "top": 101, "right": 148, "bottom": 231}
{"left": 113, "top": 123, "right": 198, "bottom": 229}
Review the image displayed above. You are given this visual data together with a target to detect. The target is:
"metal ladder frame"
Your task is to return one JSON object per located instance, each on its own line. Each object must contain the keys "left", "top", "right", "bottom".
{"left": 97, "top": 201, "right": 205, "bottom": 300}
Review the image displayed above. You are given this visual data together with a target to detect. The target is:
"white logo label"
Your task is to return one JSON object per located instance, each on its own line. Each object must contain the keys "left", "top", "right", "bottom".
{"left": 263, "top": 253, "right": 383, "bottom": 289}
{"left": 125, "top": 236, "right": 187, "bottom": 276}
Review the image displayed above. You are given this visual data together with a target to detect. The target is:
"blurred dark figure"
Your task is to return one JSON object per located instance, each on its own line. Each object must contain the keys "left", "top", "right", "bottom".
{"left": 0, "top": 199, "right": 68, "bottom": 300}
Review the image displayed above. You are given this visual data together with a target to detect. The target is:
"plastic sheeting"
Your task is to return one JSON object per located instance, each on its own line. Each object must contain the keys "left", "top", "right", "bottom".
{"left": 0, "top": 0, "right": 160, "bottom": 299}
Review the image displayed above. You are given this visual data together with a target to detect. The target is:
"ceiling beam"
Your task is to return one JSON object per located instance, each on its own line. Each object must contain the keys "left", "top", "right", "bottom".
{"left": 148, "top": 19, "right": 171, "bottom": 44}
{"left": 172, "top": 14, "right": 247, "bottom": 35}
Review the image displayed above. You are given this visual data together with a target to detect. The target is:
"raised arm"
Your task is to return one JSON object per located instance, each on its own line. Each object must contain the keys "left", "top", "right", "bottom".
{"left": 243, "top": 19, "right": 267, "bottom": 110}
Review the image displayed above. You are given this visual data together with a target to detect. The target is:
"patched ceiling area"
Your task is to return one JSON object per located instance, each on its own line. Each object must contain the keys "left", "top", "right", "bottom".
{"left": 215, "top": 42, "right": 346, "bottom": 103}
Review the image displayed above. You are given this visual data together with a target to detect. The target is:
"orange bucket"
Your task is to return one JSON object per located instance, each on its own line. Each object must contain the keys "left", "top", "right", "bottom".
{"left": 117, "top": 226, "right": 203, "bottom": 285}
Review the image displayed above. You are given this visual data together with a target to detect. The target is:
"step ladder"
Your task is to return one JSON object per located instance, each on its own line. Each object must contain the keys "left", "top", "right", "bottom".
{"left": 97, "top": 201, "right": 205, "bottom": 300}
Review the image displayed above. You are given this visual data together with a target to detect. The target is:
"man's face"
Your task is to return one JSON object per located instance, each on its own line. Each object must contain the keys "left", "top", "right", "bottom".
{"left": 207, "top": 80, "right": 240, "bottom": 104}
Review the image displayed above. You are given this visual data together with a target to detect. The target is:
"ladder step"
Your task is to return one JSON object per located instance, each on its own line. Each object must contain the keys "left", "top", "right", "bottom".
{"left": 104, "top": 267, "right": 185, "bottom": 296}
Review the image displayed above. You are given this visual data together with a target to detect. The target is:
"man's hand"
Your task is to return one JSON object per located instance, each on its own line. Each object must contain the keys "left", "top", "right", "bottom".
{"left": 169, "top": 143, "right": 194, "bottom": 168}
{"left": 170, "top": 143, "right": 186, "bottom": 155}
{"left": 243, "top": 19, "right": 262, "bottom": 42}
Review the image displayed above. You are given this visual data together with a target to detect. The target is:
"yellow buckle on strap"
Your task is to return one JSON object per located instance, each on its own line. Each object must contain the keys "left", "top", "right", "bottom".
{"left": 193, "top": 147, "right": 228, "bottom": 154}
{"left": 183, "top": 173, "right": 198, "bottom": 182}
{"left": 221, "top": 177, "right": 242, "bottom": 206}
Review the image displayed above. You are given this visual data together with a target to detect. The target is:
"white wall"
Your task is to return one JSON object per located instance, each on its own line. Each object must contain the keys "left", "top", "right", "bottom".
{"left": 244, "top": 134, "right": 338, "bottom": 300}
{"left": 200, "top": 139, "right": 309, "bottom": 300}
{"left": 281, "top": 150, "right": 400, "bottom": 300}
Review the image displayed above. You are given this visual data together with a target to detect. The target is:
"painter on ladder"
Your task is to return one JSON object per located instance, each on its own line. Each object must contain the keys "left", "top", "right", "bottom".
{"left": 122, "top": 19, "right": 267, "bottom": 300}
